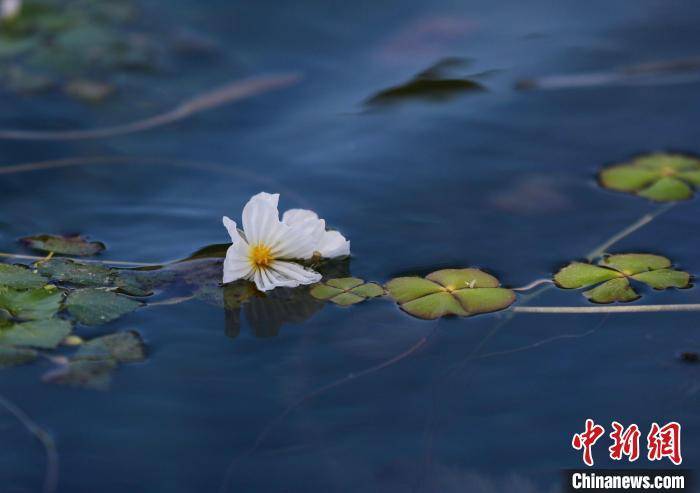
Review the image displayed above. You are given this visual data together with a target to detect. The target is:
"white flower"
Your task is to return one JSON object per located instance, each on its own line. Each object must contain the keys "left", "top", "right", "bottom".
{"left": 281, "top": 209, "right": 350, "bottom": 258}
{"left": 1, "top": 0, "right": 21, "bottom": 20}
{"left": 223, "top": 192, "right": 350, "bottom": 292}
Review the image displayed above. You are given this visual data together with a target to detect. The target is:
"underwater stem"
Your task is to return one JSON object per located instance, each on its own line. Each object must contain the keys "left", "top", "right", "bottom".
{"left": 585, "top": 203, "right": 676, "bottom": 261}
{"left": 0, "top": 393, "right": 58, "bottom": 493}
{"left": 0, "top": 73, "right": 301, "bottom": 140}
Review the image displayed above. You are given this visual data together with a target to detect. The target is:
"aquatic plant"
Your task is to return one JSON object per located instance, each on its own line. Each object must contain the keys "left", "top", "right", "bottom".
{"left": 553, "top": 253, "right": 690, "bottom": 303}
{"left": 0, "top": 147, "right": 699, "bottom": 394}
{"left": 310, "top": 278, "right": 384, "bottom": 306}
{"left": 222, "top": 192, "right": 349, "bottom": 291}
{"left": 599, "top": 153, "right": 700, "bottom": 202}
{"left": 386, "top": 269, "right": 515, "bottom": 319}
{"left": 0, "top": 247, "right": 150, "bottom": 388}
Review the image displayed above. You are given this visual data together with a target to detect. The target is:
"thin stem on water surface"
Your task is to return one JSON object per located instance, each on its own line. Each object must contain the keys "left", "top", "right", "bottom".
{"left": 0, "top": 73, "right": 301, "bottom": 141}
{"left": 512, "top": 278, "right": 552, "bottom": 291}
{"left": 585, "top": 202, "right": 676, "bottom": 261}
{"left": 0, "top": 252, "right": 154, "bottom": 267}
{"left": 513, "top": 304, "right": 700, "bottom": 314}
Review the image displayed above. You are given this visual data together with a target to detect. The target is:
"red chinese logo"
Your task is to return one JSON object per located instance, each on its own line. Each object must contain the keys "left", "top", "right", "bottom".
{"left": 572, "top": 419, "right": 605, "bottom": 466}
{"left": 609, "top": 421, "right": 641, "bottom": 462}
{"left": 647, "top": 421, "right": 682, "bottom": 465}
{"left": 572, "top": 420, "right": 683, "bottom": 466}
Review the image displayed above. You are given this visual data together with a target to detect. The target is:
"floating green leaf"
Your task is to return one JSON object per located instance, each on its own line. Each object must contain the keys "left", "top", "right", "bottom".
{"left": 20, "top": 234, "right": 105, "bottom": 256}
{"left": 0, "top": 345, "right": 38, "bottom": 367}
{"left": 553, "top": 253, "right": 690, "bottom": 303}
{"left": 554, "top": 262, "right": 620, "bottom": 288}
{"left": 385, "top": 268, "right": 515, "bottom": 320}
{"left": 113, "top": 271, "right": 152, "bottom": 297}
{"left": 631, "top": 269, "right": 690, "bottom": 289}
{"left": 37, "top": 258, "right": 113, "bottom": 286}
{"left": 310, "top": 278, "right": 384, "bottom": 306}
{"left": 36, "top": 258, "right": 152, "bottom": 296}
{"left": 0, "top": 285, "right": 63, "bottom": 320}
{"left": 583, "top": 277, "right": 639, "bottom": 303}
{"left": 74, "top": 331, "right": 146, "bottom": 363}
{"left": 0, "top": 263, "right": 47, "bottom": 289}
{"left": 0, "top": 318, "right": 72, "bottom": 348}
{"left": 65, "top": 288, "right": 141, "bottom": 325}
{"left": 599, "top": 152, "right": 700, "bottom": 202}
{"left": 598, "top": 253, "right": 671, "bottom": 275}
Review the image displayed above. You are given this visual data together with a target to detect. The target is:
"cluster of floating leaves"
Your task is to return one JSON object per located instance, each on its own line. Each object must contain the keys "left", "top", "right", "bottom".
{"left": 0, "top": 0, "right": 213, "bottom": 102}
{"left": 599, "top": 153, "right": 700, "bottom": 202}
{"left": 0, "top": 234, "right": 149, "bottom": 389}
{"left": 554, "top": 254, "right": 690, "bottom": 303}
{"left": 310, "top": 278, "right": 384, "bottom": 306}
{"left": 385, "top": 269, "right": 515, "bottom": 319}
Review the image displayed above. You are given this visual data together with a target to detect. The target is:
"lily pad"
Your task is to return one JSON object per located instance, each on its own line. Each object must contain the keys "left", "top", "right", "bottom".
{"left": 599, "top": 153, "right": 700, "bottom": 202}
{"left": 0, "top": 263, "right": 47, "bottom": 289}
{"left": 37, "top": 258, "right": 113, "bottom": 286}
{"left": 65, "top": 288, "right": 141, "bottom": 325}
{"left": 0, "top": 318, "right": 72, "bottom": 348}
{"left": 385, "top": 268, "right": 515, "bottom": 320}
{"left": 74, "top": 331, "right": 146, "bottom": 363}
{"left": 20, "top": 234, "right": 105, "bottom": 256}
{"left": 553, "top": 253, "right": 690, "bottom": 303}
{"left": 0, "top": 345, "right": 38, "bottom": 367}
{"left": 0, "top": 285, "right": 63, "bottom": 320}
{"left": 113, "top": 271, "right": 152, "bottom": 297}
{"left": 36, "top": 258, "right": 152, "bottom": 296}
{"left": 310, "top": 278, "right": 384, "bottom": 306}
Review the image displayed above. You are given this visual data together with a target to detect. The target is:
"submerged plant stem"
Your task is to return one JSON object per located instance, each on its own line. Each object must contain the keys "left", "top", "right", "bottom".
{"left": 0, "top": 393, "right": 58, "bottom": 493}
{"left": 0, "top": 252, "right": 154, "bottom": 267}
{"left": 585, "top": 203, "right": 676, "bottom": 261}
{"left": 513, "top": 304, "right": 700, "bottom": 314}
{"left": 0, "top": 73, "right": 301, "bottom": 140}
{"left": 219, "top": 330, "right": 434, "bottom": 493}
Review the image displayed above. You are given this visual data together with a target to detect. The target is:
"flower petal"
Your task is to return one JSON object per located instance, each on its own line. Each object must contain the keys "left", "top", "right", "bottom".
{"left": 268, "top": 223, "right": 317, "bottom": 260}
{"left": 282, "top": 208, "right": 319, "bottom": 226}
{"left": 269, "top": 260, "right": 322, "bottom": 286}
{"left": 249, "top": 261, "right": 320, "bottom": 292}
{"left": 223, "top": 242, "right": 253, "bottom": 284}
{"left": 222, "top": 216, "right": 243, "bottom": 243}
{"left": 317, "top": 230, "right": 350, "bottom": 257}
{"left": 241, "top": 192, "right": 282, "bottom": 246}
{"left": 282, "top": 209, "right": 326, "bottom": 250}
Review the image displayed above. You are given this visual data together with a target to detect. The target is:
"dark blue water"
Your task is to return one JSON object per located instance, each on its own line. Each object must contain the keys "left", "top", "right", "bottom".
{"left": 1, "top": 0, "right": 699, "bottom": 491}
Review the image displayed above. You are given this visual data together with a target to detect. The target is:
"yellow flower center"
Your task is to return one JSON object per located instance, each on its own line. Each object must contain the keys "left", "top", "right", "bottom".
{"left": 660, "top": 166, "right": 677, "bottom": 177}
{"left": 249, "top": 243, "right": 274, "bottom": 268}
